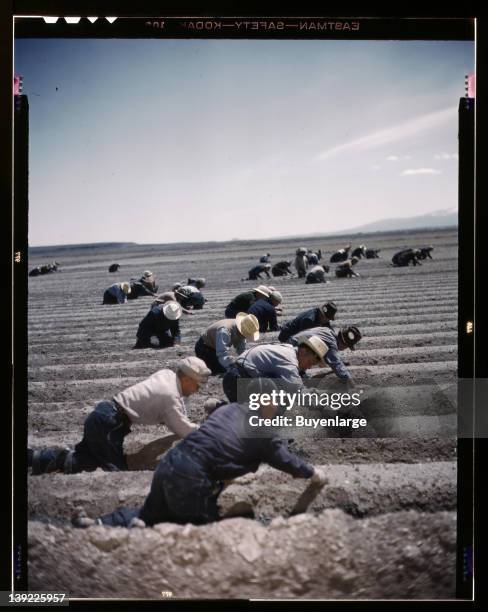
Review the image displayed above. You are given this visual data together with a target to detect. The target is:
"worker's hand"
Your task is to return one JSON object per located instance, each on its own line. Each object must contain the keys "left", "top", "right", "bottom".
{"left": 149, "top": 336, "right": 160, "bottom": 347}
{"left": 310, "top": 467, "right": 328, "bottom": 487}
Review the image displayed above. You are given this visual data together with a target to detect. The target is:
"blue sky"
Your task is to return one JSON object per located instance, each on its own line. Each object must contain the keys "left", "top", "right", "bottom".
{"left": 14, "top": 38, "right": 474, "bottom": 246}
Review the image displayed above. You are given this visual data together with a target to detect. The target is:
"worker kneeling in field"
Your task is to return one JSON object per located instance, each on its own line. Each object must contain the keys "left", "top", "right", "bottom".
{"left": 73, "top": 379, "right": 327, "bottom": 528}
{"left": 222, "top": 335, "right": 328, "bottom": 402}
{"left": 173, "top": 283, "right": 206, "bottom": 310}
{"left": 287, "top": 325, "right": 361, "bottom": 383}
{"left": 272, "top": 260, "right": 293, "bottom": 277}
{"left": 129, "top": 270, "right": 159, "bottom": 298}
{"left": 224, "top": 285, "right": 270, "bottom": 318}
{"left": 278, "top": 301, "right": 337, "bottom": 343}
{"left": 247, "top": 290, "right": 283, "bottom": 333}
{"left": 391, "top": 248, "right": 422, "bottom": 267}
{"left": 102, "top": 281, "right": 131, "bottom": 304}
{"left": 305, "top": 264, "right": 329, "bottom": 284}
{"left": 335, "top": 256, "right": 360, "bottom": 278}
{"left": 246, "top": 262, "right": 272, "bottom": 280}
{"left": 195, "top": 313, "right": 260, "bottom": 375}
{"left": 134, "top": 301, "right": 182, "bottom": 349}
{"left": 28, "top": 357, "right": 211, "bottom": 476}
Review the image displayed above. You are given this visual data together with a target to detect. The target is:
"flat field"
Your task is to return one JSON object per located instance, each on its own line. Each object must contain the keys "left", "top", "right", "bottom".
{"left": 26, "top": 227, "right": 458, "bottom": 599}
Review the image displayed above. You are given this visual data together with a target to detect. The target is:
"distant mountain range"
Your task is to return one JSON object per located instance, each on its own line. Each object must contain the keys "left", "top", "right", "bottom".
{"left": 332, "top": 208, "right": 458, "bottom": 235}
{"left": 29, "top": 209, "right": 458, "bottom": 251}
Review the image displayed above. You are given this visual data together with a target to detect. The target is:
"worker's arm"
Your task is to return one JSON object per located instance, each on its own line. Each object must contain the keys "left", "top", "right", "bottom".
{"left": 264, "top": 437, "right": 314, "bottom": 478}
{"left": 268, "top": 308, "right": 279, "bottom": 332}
{"left": 172, "top": 320, "right": 182, "bottom": 345}
{"left": 324, "top": 345, "right": 352, "bottom": 382}
{"left": 162, "top": 398, "right": 198, "bottom": 438}
{"left": 215, "top": 327, "right": 237, "bottom": 369}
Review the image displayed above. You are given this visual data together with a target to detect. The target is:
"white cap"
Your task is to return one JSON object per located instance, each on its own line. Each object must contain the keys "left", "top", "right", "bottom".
{"left": 253, "top": 285, "right": 270, "bottom": 298}
{"left": 177, "top": 357, "right": 211, "bottom": 383}
{"left": 269, "top": 290, "right": 283, "bottom": 304}
{"left": 143, "top": 270, "right": 153, "bottom": 278}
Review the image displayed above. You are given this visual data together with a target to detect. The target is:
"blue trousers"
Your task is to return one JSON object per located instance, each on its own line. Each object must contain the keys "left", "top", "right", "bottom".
{"left": 32, "top": 401, "right": 130, "bottom": 474}
{"left": 99, "top": 446, "right": 223, "bottom": 527}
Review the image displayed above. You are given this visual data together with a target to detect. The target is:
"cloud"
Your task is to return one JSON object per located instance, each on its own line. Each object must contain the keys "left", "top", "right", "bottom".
{"left": 386, "top": 155, "right": 399, "bottom": 161}
{"left": 434, "top": 152, "right": 458, "bottom": 160}
{"left": 316, "top": 106, "right": 457, "bottom": 161}
{"left": 401, "top": 168, "right": 442, "bottom": 176}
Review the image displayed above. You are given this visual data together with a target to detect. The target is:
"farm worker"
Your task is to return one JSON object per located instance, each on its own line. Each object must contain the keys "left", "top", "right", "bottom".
{"left": 246, "top": 263, "right": 272, "bottom": 280}
{"left": 73, "top": 379, "right": 328, "bottom": 528}
{"left": 271, "top": 260, "right": 293, "bottom": 277}
{"left": 247, "top": 290, "right": 283, "bottom": 333}
{"left": 224, "top": 285, "right": 270, "bottom": 318}
{"left": 305, "top": 264, "right": 329, "bottom": 284}
{"left": 330, "top": 245, "right": 352, "bottom": 263}
{"left": 365, "top": 248, "right": 381, "bottom": 259}
{"left": 222, "top": 335, "right": 328, "bottom": 402}
{"left": 134, "top": 301, "right": 182, "bottom": 349}
{"left": 294, "top": 248, "right": 308, "bottom": 278}
{"left": 305, "top": 250, "right": 320, "bottom": 265}
{"left": 174, "top": 284, "right": 206, "bottom": 310}
{"left": 286, "top": 325, "right": 362, "bottom": 383}
{"left": 129, "top": 270, "right": 159, "bottom": 298}
{"left": 102, "top": 282, "right": 131, "bottom": 304}
{"left": 259, "top": 253, "right": 271, "bottom": 263}
{"left": 278, "top": 302, "right": 337, "bottom": 343}
{"left": 28, "top": 357, "right": 211, "bottom": 475}
{"left": 335, "top": 257, "right": 360, "bottom": 278}
{"left": 351, "top": 245, "right": 367, "bottom": 259}
{"left": 391, "top": 249, "right": 422, "bottom": 267}
{"left": 194, "top": 313, "right": 260, "bottom": 374}
{"left": 108, "top": 263, "right": 120, "bottom": 273}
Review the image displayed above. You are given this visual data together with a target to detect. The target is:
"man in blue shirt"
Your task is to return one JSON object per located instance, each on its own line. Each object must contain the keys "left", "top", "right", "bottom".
{"left": 248, "top": 290, "right": 282, "bottom": 333}
{"left": 287, "top": 325, "right": 361, "bottom": 382}
{"left": 73, "top": 380, "right": 328, "bottom": 528}
{"left": 278, "top": 302, "right": 337, "bottom": 343}
{"left": 102, "top": 282, "right": 131, "bottom": 304}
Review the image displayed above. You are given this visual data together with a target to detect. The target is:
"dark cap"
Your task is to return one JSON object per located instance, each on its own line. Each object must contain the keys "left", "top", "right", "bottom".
{"left": 339, "top": 326, "right": 362, "bottom": 350}
{"left": 321, "top": 301, "right": 337, "bottom": 320}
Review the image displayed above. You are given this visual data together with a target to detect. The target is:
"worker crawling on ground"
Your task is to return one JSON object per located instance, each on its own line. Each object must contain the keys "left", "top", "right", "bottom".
{"left": 335, "top": 256, "right": 360, "bottom": 278}
{"left": 28, "top": 357, "right": 211, "bottom": 476}
{"left": 418, "top": 246, "right": 434, "bottom": 260}
{"left": 222, "top": 335, "right": 329, "bottom": 402}
{"left": 102, "top": 281, "right": 131, "bottom": 304}
{"left": 128, "top": 270, "right": 159, "bottom": 298}
{"left": 134, "top": 300, "right": 182, "bottom": 349}
{"left": 224, "top": 285, "right": 270, "bottom": 318}
{"left": 330, "top": 245, "right": 352, "bottom": 263}
{"left": 245, "top": 262, "right": 272, "bottom": 281}
{"left": 259, "top": 253, "right": 271, "bottom": 263}
{"left": 286, "top": 325, "right": 362, "bottom": 383}
{"left": 272, "top": 260, "right": 293, "bottom": 277}
{"left": 391, "top": 248, "right": 422, "bottom": 267}
{"left": 173, "top": 283, "right": 206, "bottom": 310}
{"left": 247, "top": 290, "right": 283, "bottom": 333}
{"left": 187, "top": 277, "right": 206, "bottom": 289}
{"left": 72, "top": 378, "right": 328, "bottom": 528}
{"left": 278, "top": 302, "right": 337, "bottom": 343}
{"left": 305, "top": 264, "right": 330, "bottom": 284}
{"left": 351, "top": 245, "right": 367, "bottom": 259}
{"left": 195, "top": 313, "right": 260, "bottom": 375}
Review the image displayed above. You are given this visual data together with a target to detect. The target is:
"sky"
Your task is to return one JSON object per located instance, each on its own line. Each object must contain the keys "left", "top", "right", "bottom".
{"left": 14, "top": 38, "right": 474, "bottom": 246}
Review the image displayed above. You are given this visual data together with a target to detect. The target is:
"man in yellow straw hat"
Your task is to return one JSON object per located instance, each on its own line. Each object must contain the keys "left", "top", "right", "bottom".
{"left": 195, "top": 313, "right": 260, "bottom": 374}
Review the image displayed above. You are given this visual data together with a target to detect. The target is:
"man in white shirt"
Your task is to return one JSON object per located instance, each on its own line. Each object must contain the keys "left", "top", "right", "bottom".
{"left": 28, "top": 357, "right": 211, "bottom": 475}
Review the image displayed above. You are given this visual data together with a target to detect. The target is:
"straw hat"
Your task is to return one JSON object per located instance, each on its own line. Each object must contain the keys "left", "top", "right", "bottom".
{"left": 235, "top": 312, "right": 260, "bottom": 341}
{"left": 253, "top": 285, "right": 270, "bottom": 298}
{"left": 321, "top": 301, "right": 337, "bottom": 320}
{"left": 297, "top": 335, "right": 328, "bottom": 362}
{"left": 162, "top": 301, "right": 182, "bottom": 320}
{"left": 339, "top": 326, "right": 362, "bottom": 350}
{"left": 143, "top": 270, "right": 154, "bottom": 278}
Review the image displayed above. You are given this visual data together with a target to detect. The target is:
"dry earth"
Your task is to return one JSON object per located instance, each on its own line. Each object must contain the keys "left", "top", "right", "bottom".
{"left": 27, "top": 228, "right": 458, "bottom": 599}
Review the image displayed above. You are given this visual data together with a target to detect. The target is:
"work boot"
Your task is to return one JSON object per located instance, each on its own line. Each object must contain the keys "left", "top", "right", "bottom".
{"left": 31, "top": 448, "right": 69, "bottom": 475}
